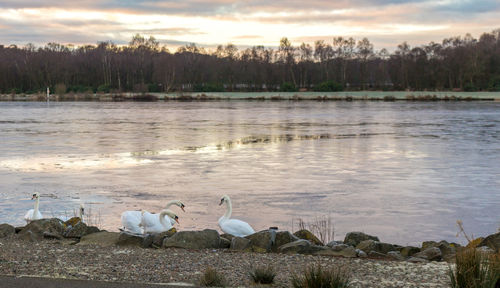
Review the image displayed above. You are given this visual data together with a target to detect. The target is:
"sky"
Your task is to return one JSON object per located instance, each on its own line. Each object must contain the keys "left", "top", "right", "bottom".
{"left": 0, "top": 0, "right": 499, "bottom": 51}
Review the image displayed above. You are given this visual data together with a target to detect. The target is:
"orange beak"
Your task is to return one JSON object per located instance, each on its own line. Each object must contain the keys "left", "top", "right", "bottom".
{"left": 175, "top": 218, "right": 180, "bottom": 225}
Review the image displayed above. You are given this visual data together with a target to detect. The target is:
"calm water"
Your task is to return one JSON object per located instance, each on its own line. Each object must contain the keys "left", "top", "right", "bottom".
{"left": 0, "top": 101, "right": 499, "bottom": 245}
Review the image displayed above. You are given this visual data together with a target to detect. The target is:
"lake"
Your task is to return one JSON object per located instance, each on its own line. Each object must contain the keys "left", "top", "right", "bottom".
{"left": 0, "top": 100, "right": 498, "bottom": 245}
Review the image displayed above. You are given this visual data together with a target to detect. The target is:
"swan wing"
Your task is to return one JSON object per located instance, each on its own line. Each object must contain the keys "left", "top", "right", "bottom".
{"left": 219, "top": 218, "right": 255, "bottom": 237}
{"left": 121, "top": 211, "right": 143, "bottom": 234}
{"left": 142, "top": 212, "right": 172, "bottom": 234}
{"left": 24, "top": 209, "right": 34, "bottom": 222}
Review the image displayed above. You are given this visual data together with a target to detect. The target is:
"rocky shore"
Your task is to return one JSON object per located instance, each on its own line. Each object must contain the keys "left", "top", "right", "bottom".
{"left": 1, "top": 219, "right": 499, "bottom": 287}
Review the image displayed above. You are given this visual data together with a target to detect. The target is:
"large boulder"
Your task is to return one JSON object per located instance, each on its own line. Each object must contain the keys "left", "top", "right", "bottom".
{"left": 344, "top": 232, "right": 379, "bottom": 247}
{"left": 316, "top": 246, "right": 357, "bottom": 258}
{"left": 244, "top": 230, "right": 299, "bottom": 253}
{"left": 117, "top": 233, "right": 144, "bottom": 247}
{"left": 162, "top": 229, "right": 221, "bottom": 249}
{"left": 278, "top": 240, "right": 326, "bottom": 254}
{"left": 293, "top": 230, "right": 323, "bottom": 245}
{"left": 478, "top": 232, "right": 500, "bottom": 252}
{"left": 151, "top": 228, "right": 177, "bottom": 247}
{"left": 356, "top": 240, "right": 397, "bottom": 254}
{"left": 219, "top": 237, "right": 230, "bottom": 248}
{"left": 412, "top": 247, "right": 442, "bottom": 261}
{"left": 401, "top": 246, "right": 420, "bottom": 257}
{"left": 63, "top": 222, "right": 100, "bottom": 238}
{"left": 387, "top": 251, "right": 405, "bottom": 261}
{"left": 230, "top": 237, "right": 251, "bottom": 250}
{"left": 18, "top": 218, "right": 64, "bottom": 241}
{"left": 78, "top": 231, "right": 120, "bottom": 247}
{"left": 0, "top": 224, "right": 15, "bottom": 238}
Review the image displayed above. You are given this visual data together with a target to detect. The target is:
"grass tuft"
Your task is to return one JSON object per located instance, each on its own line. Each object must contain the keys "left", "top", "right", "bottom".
{"left": 249, "top": 266, "right": 276, "bottom": 284}
{"left": 199, "top": 267, "right": 227, "bottom": 287}
{"left": 293, "top": 214, "right": 335, "bottom": 245}
{"left": 291, "top": 265, "right": 351, "bottom": 288}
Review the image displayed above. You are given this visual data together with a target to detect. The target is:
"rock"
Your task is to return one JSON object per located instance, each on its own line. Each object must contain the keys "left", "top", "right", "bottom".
{"left": 407, "top": 256, "right": 429, "bottom": 263}
{"left": 244, "top": 230, "right": 299, "bottom": 253}
{"left": 18, "top": 218, "right": 64, "bottom": 241}
{"left": 387, "top": 251, "right": 405, "bottom": 261}
{"left": 163, "top": 229, "right": 221, "bottom": 249}
{"left": 279, "top": 240, "right": 326, "bottom": 254}
{"left": 0, "top": 224, "right": 15, "bottom": 238}
{"left": 344, "top": 232, "right": 379, "bottom": 247}
{"left": 230, "top": 237, "right": 250, "bottom": 250}
{"left": 422, "top": 241, "right": 438, "bottom": 250}
{"left": 64, "top": 222, "right": 99, "bottom": 238}
{"left": 368, "top": 251, "right": 388, "bottom": 259}
{"left": 412, "top": 247, "right": 442, "bottom": 261}
{"left": 316, "top": 246, "right": 357, "bottom": 258}
{"left": 15, "top": 226, "right": 24, "bottom": 233}
{"left": 329, "top": 244, "right": 350, "bottom": 252}
{"left": 142, "top": 234, "right": 154, "bottom": 248}
{"left": 326, "top": 240, "right": 344, "bottom": 247}
{"left": 356, "top": 249, "right": 368, "bottom": 258}
{"left": 17, "top": 230, "right": 38, "bottom": 242}
{"left": 293, "top": 230, "right": 323, "bottom": 245}
{"left": 221, "top": 234, "right": 235, "bottom": 242}
{"left": 401, "top": 246, "right": 420, "bottom": 257}
{"left": 78, "top": 231, "right": 120, "bottom": 247}
{"left": 478, "top": 232, "right": 500, "bottom": 252}
{"left": 476, "top": 246, "right": 496, "bottom": 256}
{"left": 117, "top": 233, "right": 144, "bottom": 247}
{"left": 43, "top": 232, "right": 63, "bottom": 240}
{"left": 435, "top": 241, "right": 457, "bottom": 259}
{"left": 151, "top": 228, "right": 177, "bottom": 248}
{"left": 219, "top": 237, "right": 230, "bottom": 248}
{"left": 356, "top": 240, "right": 397, "bottom": 254}
{"left": 64, "top": 217, "right": 82, "bottom": 227}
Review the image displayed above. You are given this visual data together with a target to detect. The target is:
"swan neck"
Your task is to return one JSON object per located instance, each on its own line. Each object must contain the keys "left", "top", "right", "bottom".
{"left": 159, "top": 211, "right": 169, "bottom": 227}
{"left": 34, "top": 197, "right": 40, "bottom": 214}
{"left": 223, "top": 199, "right": 232, "bottom": 220}
{"left": 164, "top": 200, "right": 176, "bottom": 209}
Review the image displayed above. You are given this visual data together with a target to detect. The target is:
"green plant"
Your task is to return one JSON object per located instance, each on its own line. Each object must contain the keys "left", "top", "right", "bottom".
{"left": 249, "top": 266, "right": 276, "bottom": 284}
{"left": 292, "top": 265, "right": 351, "bottom": 288}
{"left": 280, "top": 82, "right": 298, "bottom": 92}
{"left": 199, "top": 267, "right": 227, "bottom": 287}
{"left": 314, "top": 80, "right": 343, "bottom": 92}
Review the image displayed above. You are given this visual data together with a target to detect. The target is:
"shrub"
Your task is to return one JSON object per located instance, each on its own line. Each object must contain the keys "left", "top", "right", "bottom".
{"left": 295, "top": 215, "right": 335, "bottom": 245}
{"left": 249, "top": 266, "right": 276, "bottom": 284}
{"left": 97, "top": 84, "right": 111, "bottom": 93}
{"left": 292, "top": 265, "right": 351, "bottom": 288}
{"left": 193, "top": 82, "right": 224, "bottom": 92}
{"left": 280, "top": 82, "right": 298, "bottom": 92}
{"left": 199, "top": 267, "right": 227, "bottom": 287}
{"left": 314, "top": 80, "right": 343, "bottom": 92}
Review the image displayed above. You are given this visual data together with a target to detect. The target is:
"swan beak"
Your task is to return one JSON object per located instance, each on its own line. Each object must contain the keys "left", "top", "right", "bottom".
{"left": 219, "top": 199, "right": 224, "bottom": 206}
{"left": 31, "top": 194, "right": 36, "bottom": 200}
{"left": 175, "top": 218, "right": 180, "bottom": 224}
{"left": 181, "top": 205, "right": 185, "bottom": 212}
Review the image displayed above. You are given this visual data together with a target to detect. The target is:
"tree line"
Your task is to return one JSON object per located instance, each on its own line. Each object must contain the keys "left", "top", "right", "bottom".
{"left": 1, "top": 30, "right": 500, "bottom": 94}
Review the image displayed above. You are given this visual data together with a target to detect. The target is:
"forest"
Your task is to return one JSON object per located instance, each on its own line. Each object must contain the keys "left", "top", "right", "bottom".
{"left": 0, "top": 29, "right": 499, "bottom": 94}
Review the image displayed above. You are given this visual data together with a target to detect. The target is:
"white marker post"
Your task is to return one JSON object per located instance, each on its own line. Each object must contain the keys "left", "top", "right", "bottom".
{"left": 46, "top": 87, "right": 50, "bottom": 103}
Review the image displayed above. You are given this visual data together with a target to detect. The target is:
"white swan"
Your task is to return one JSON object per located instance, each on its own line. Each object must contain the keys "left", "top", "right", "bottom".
{"left": 120, "top": 200, "right": 184, "bottom": 234}
{"left": 24, "top": 192, "right": 43, "bottom": 223}
{"left": 58, "top": 203, "right": 85, "bottom": 222}
{"left": 218, "top": 195, "right": 255, "bottom": 237}
{"left": 141, "top": 209, "right": 179, "bottom": 234}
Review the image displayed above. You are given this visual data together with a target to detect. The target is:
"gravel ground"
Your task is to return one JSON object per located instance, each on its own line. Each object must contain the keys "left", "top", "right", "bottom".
{"left": 0, "top": 237, "right": 451, "bottom": 287}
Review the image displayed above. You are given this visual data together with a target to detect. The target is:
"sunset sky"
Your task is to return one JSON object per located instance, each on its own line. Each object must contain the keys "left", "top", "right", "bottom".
{"left": 1, "top": 0, "right": 499, "bottom": 50}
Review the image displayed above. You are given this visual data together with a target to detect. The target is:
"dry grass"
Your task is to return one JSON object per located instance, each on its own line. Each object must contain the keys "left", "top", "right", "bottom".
{"left": 291, "top": 264, "right": 351, "bottom": 288}
{"left": 449, "top": 220, "right": 500, "bottom": 288}
{"left": 293, "top": 215, "right": 335, "bottom": 244}
{"left": 249, "top": 266, "right": 276, "bottom": 284}
{"left": 199, "top": 267, "right": 227, "bottom": 287}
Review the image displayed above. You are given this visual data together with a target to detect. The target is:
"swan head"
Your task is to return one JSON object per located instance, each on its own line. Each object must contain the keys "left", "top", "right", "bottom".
{"left": 162, "top": 209, "right": 180, "bottom": 224}
{"left": 79, "top": 204, "right": 85, "bottom": 217}
{"left": 31, "top": 192, "right": 40, "bottom": 200}
{"left": 219, "top": 195, "right": 230, "bottom": 206}
{"left": 175, "top": 200, "right": 186, "bottom": 212}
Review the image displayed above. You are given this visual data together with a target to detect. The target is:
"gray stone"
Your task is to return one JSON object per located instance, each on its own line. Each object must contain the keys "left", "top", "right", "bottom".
{"left": 344, "top": 231, "right": 379, "bottom": 247}
{"left": 478, "top": 232, "right": 500, "bottom": 252}
{"left": 476, "top": 246, "right": 495, "bottom": 256}
{"left": 368, "top": 251, "right": 388, "bottom": 259}
{"left": 18, "top": 218, "right": 65, "bottom": 241}
{"left": 387, "top": 251, "right": 405, "bottom": 261}
{"left": 17, "top": 230, "right": 38, "bottom": 242}
{"left": 142, "top": 234, "right": 154, "bottom": 248}
{"left": 412, "top": 247, "right": 442, "bottom": 261}
{"left": 78, "top": 231, "right": 120, "bottom": 247}
{"left": 316, "top": 246, "right": 357, "bottom": 258}
{"left": 356, "top": 240, "right": 396, "bottom": 254}
{"left": 356, "top": 249, "right": 368, "bottom": 258}
{"left": 244, "top": 230, "right": 299, "bottom": 252}
{"left": 329, "top": 244, "right": 350, "bottom": 252}
{"left": 401, "top": 246, "right": 420, "bottom": 257}
{"left": 422, "top": 241, "right": 438, "bottom": 250}
{"left": 279, "top": 239, "right": 326, "bottom": 254}
{"left": 152, "top": 228, "right": 177, "bottom": 248}
{"left": 219, "top": 237, "right": 230, "bottom": 248}
{"left": 293, "top": 230, "right": 323, "bottom": 245}
{"left": 326, "top": 240, "right": 344, "bottom": 247}
{"left": 43, "top": 232, "right": 63, "bottom": 240}
{"left": 230, "top": 237, "right": 250, "bottom": 250}
{"left": 221, "top": 234, "right": 235, "bottom": 242}
{"left": 407, "top": 257, "right": 429, "bottom": 263}
{"left": 0, "top": 224, "right": 15, "bottom": 238}
{"left": 117, "top": 233, "right": 144, "bottom": 247}
{"left": 64, "top": 222, "right": 99, "bottom": 238}
{"left": 163, "top": 229, "right": 221, "bottom": 249}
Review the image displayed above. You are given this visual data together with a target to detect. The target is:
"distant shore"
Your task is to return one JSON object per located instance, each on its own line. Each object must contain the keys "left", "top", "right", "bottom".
{"left": 1, "top": 91, "right": 499, "bottom": 102}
